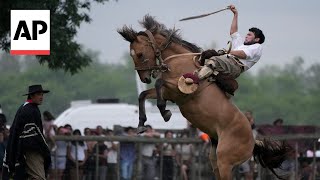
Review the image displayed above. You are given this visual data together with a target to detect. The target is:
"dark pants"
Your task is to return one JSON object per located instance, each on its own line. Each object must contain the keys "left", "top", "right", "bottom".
{"left": 107, "top": 163, "right": 117, "bottom": 180}
{"left": 162, "top": 156, "right": 174, "bottom": 180}
{"left": 142, "top": 156, "right": 156, "bottom": 180}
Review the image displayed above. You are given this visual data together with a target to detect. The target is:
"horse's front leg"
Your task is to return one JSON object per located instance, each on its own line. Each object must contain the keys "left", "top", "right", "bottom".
{"left": 137, "top": 88, "right": 157, "bottom": 134}
{"left": 155, "top": 78, "right": 172, "bottom": 122}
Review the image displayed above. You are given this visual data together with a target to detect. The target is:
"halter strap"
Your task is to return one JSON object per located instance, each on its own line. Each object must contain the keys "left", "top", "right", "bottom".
{"left": 134, "top": 30, "right": 197, "bottom": 76}
{"left": 145, "top": 30, "right": 160, "bottom": 55}
{"left": 135, "top": 30, "right": 168, "bottom": 72}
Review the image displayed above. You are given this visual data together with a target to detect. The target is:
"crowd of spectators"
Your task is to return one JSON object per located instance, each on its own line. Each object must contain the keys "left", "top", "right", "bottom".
{"left": 0, "top": 108, "right": 319, "bottom": 180}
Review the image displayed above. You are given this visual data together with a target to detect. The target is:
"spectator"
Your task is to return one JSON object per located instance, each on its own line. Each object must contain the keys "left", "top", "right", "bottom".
{"left": 83, "top": 127, "right": 97, "bottom": 180}
{"left": 52, "top": 126, "right": 68, "bottom": 180}
{"left": 245, "top": 110, "right": 257, "bottom": 139}
{"left": 199, "top": 131, "right": 210, "bottom": 143}
{"left": 120, "top": 126, "right": 136, "bottom": 180}
{"left": 3, "top": 127, "right": 9, "bottom": 141}
{"left": 67, "top": 129, "right": 88, "bottom": 180}
{"left": 237, "top": 110, "right": 257, "bottom": 180}
{"left": 64, "top": 124, "right": 73, "bottom": 136}
{"left": 43, "top": 110, "right": 56, "bottom": 139}
{"left": 141, "top": 125, "right": 160, "bottom": 180}
{"left": 0, "top": 131, "right": 7, "bottom": 176}
{"left": 300, "top": 160, "right": 313, "bottom": 180}
{"left": 91, "top": 140, "right": 108, "bottom": 180}
{"left": 42, "top": 111, "right": 57, "bottom": 179}
{"left": 0, "top": 113, "right": 7, "bottom": 130}
{"left": 176, "top": 131, "right": 194, "bottom": 180}
{"left": 162, "top": 130, "right": 176, "bottom": 180}
{"left": 84, "top": 127, "right": 96, "bottom": 156}
{"left": 105, "top": 129, "right": 119, "bottom": 180}
{"left": 96, "top": 125, "right": 105, "bottom": 136}
{"left": 273, "top": 118, "right": 284, "bottom": 126}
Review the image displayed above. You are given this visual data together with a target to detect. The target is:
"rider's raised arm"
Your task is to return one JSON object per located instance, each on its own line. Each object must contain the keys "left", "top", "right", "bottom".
{"left": 229, "top": 5, "right": 238, "bottom": 35}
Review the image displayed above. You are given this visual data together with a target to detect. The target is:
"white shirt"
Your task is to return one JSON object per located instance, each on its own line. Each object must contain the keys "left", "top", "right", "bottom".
{"left": 141, "top": 144, "right": 155, "bottom": 157}
{"left": 105, "top": 141, "right": 119, "bottom": 163}
{"left": 68, "top": 142, "right": 87, "bottom": 161}
{"left": 231, "top": 32, "right": 263, "bottom": 71}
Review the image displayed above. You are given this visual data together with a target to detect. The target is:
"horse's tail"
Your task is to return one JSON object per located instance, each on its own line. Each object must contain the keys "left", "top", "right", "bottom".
{"left": 253, "top": 139, "right": 292, "bottom": 180}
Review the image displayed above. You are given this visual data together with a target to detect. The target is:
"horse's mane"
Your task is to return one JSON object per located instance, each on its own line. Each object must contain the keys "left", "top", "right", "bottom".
{"left": 140, "top": 15, "right": 202, "bottom": 53}
{"left": 118, "top": 15, "right": 202, "bottom": 53}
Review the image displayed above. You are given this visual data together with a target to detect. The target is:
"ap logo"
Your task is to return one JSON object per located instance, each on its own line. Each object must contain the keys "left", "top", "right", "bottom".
{"left": 10, "top": 10, "right": 50, "bottom": 55}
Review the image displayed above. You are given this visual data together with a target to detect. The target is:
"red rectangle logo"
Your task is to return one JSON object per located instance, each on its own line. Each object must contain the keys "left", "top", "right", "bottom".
{"left": 10, "top": 50, "right": 50, "bottom": 55}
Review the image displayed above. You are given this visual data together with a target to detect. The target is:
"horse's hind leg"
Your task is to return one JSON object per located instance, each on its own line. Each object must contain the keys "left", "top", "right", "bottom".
{"left": 137, "top": 88, "right": 157, "bottom": 133}
{"left": 209, "top": 138, "right": 221, "bottom": 180}
{"left": 155, "top": 79, "right": 172, "bottom": 122}
{"left": 216, "top": 132, "right": 254, "bottom": 180}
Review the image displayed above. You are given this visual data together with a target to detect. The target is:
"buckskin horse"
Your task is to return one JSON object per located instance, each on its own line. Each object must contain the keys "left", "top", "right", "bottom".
{"left": 118, "top": 15, "right": 291, "bottom": 180}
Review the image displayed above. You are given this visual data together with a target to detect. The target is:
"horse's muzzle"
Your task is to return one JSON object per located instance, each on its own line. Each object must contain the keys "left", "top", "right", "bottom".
{"left": 144, "top": 77, "right": 151, "bottom": 84}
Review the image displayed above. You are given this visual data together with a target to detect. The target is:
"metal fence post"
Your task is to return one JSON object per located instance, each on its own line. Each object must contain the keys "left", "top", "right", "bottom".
{"left": 75, "top": 141, "right": 79, "bottom": 180}
{"left": 95, "top": 141, "right": 99, "bottom": 180}
{"left": 313, "top": 140, "right": 316, "bottom": 180}
{"left": 137, "top": 143, "right": 142, "bottom": 180}
{"left": 159, "top": 143, "right": 164, "bottom": 180}
{"left": 117, "top": 141, "right": 121, "bottom": 180}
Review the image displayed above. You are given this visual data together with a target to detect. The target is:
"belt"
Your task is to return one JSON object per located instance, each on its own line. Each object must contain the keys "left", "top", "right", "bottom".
{"left": 226, "top": 54, "right": 239, "bottom": 61}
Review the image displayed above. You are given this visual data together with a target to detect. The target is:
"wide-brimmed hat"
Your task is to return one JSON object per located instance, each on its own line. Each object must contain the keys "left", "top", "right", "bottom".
{"left": 23, "top": 84, "right": 50, "bottom": 96}
{"left": 178, "top": 73, "right": 200, "bottom": 94}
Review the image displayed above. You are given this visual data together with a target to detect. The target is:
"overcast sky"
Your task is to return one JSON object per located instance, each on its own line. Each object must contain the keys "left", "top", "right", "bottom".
{"left": 76, "top": 0, "right": 320, "bottom": 72}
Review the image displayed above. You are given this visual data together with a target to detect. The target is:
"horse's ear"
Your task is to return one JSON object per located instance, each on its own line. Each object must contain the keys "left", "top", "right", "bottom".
{"left": 139, "top": 14, "right": 163, "bottom": 33}
{"left": 117, "top": 25, "right": 138, "bottom": 43}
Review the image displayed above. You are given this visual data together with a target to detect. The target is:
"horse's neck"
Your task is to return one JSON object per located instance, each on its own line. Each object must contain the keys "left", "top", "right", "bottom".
{"left": 161, "top": 43, "right": 199, "bottom": 77}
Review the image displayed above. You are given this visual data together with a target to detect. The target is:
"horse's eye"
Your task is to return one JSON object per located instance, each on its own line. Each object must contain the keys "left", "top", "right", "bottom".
{"left": 137, "top": 53, "right": 144, "bottom": 61}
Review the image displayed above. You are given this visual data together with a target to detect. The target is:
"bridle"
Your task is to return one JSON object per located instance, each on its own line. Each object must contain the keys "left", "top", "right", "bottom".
{"left": 133, "top": 30, "right": 201, "bottom": 78}
{"left": 134, "top": 30, "right": 173, "bottom": 76}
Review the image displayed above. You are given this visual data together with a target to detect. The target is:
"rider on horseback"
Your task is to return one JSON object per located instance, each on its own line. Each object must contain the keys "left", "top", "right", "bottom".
{"left": 197, "top": 4, "right": 265, "bottom": 80}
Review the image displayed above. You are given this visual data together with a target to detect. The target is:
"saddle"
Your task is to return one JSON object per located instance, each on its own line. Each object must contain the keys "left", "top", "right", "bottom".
{"left": 214, "top": 74, "right": 239, "bottom": 96}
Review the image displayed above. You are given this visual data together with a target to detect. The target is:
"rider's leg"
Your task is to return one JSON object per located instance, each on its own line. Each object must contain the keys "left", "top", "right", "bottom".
{"left": 197, "top": 55, "right": 243, "bottom": 80}
{"left": 197, "top": 59, "right": 219, "bottom": 80}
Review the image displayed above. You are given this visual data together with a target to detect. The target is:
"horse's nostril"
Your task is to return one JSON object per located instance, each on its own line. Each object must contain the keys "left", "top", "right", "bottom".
{"left": 145, "top": 77, "right": 151, "bottom": 84}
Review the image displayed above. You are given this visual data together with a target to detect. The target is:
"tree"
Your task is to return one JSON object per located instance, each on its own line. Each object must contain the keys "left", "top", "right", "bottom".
{"left": 0, "top": 0, "right": 112, "bottom": 74}
{"left": 0, "top": 53, "right": 21, "bottom": 73}
{"left": 0, "top": 51, "right": 137, "bottom": 123}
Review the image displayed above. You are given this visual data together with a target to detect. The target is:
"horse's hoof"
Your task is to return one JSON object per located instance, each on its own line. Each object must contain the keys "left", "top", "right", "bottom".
{"left": 137, "top": 126, "right": 147, "bottom": 134}
{"left": 163, "top": 110, "right": 172, "bottom": 122}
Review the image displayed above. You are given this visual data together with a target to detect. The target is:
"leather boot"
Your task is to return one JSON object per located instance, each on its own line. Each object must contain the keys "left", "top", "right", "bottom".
{"left": 197, "top": 66, "right": 213, "bottom": 80}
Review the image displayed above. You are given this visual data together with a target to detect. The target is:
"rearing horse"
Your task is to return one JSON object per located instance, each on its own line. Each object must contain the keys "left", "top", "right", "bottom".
{"left": 118, "top": 15, "right": 290, "bottom": 180}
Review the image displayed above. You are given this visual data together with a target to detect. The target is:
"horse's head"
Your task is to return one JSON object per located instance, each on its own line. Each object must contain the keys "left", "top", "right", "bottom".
{"left": 118, "top": 15, "right": 172, "bottom": 84}
{"left": 118, "top": 15, "right": 202, "bottom": 84}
